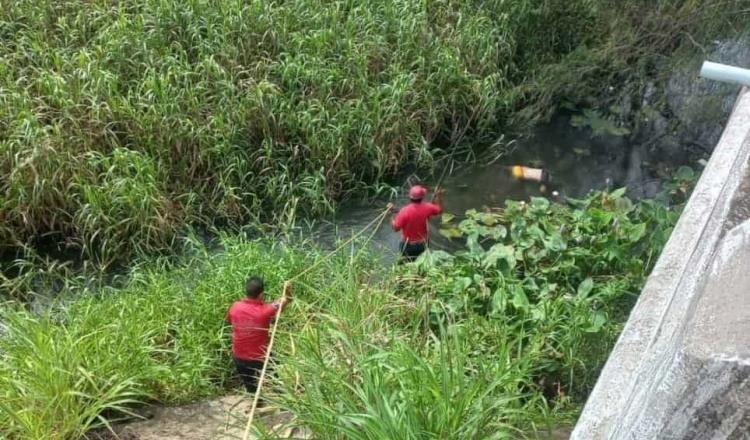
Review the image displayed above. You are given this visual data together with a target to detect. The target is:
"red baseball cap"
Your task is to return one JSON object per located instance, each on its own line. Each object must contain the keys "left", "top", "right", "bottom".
{"left": 409, "top": 185, "right": 427, "bottom": 200}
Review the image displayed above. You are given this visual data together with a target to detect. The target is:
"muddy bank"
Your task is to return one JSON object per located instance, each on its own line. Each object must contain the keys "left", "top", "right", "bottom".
{"left": 85, "top": 395, "right": 309, "bottom": 440}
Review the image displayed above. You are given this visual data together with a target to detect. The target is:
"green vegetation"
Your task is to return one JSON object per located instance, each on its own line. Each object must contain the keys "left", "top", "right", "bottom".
{"left": 0, "top": 0, "right": 744, "bottom": 264}
{"left": 0, "top": 236, "right": 332, "bottom": 439}
{"left": 0, "top": 0, "right": 732, "bottom": 437}
{"left": 0, "top": 190, "right": 679, "bottom": 439}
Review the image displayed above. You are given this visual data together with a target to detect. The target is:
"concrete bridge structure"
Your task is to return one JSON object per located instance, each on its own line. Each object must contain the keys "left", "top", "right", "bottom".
{"left": 572, "top": 87, "right": 750, "bottom": 439}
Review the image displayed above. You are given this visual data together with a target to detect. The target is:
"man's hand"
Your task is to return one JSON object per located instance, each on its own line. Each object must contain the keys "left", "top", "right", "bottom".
{"left": 433, "top": 187, "right": 445, "bottom": 196}
{"left": 279, "top": 296, "right": 292, "bottom": 307}
{"left": 279, "top": 281, "right": 293, "bottom": 309}
{"left": 386, "top": 202, "right": 395, "bottom": 214}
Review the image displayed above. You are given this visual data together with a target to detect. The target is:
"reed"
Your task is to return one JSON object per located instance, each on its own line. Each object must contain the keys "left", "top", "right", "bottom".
{"left": 1, "top": 0, "right": 744, "bottom": 265}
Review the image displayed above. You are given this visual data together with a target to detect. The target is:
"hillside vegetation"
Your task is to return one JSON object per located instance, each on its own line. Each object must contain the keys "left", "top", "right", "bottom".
{"left": 0, "top": 0, "right": 745, "bottom": 264}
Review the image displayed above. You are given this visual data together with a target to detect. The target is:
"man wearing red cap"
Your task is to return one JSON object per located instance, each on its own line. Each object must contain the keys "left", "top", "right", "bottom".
{"left": 389, "top": 185, "right": 444, "bottom": 261}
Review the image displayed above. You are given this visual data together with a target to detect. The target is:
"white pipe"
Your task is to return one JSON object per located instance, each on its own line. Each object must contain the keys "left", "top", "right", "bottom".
{"left": 700, "top": 61, "right": 750, "bottom": 87}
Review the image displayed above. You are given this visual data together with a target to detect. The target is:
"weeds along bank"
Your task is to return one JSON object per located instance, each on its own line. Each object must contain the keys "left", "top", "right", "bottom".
{"left": 0, "top": 190, "right": 679, "bottom": 439}
{"left": 0, "top": 0, "right": 744, "bottom": 265}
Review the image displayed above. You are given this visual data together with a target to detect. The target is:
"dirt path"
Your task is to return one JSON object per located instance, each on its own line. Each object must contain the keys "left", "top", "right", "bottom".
{"left": 95, "top": 395, "right": 570, "bottom": 439}
{"left": 107, "top": 395, "right": 308, "bottom": 440}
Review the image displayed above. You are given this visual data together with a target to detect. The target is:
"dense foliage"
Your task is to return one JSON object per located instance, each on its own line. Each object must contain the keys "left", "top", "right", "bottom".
{"left": 273, "top": 189, "right": 678, "bottom": 438}
{"left": 0, "top": 190, "right": 679, "bottom": 439}
{"left": 0, "top": 0, "right": 743, "bottom": 264}
{"left": 427, "top": 191, "right": 675, "bottom": 397}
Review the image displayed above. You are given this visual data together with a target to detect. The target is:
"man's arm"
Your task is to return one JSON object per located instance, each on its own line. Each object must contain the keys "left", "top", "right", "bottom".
{"left": 391, "top": 207, "right": 404, "bottom": 231}
{"left": 267, "top": 282, "right": 293, "bottom": 318}
{"left": 264, "top": 299, "right": 285, "bottom": 324}
{"left": 271, "top": 295, "right": 292, "bottom": 312}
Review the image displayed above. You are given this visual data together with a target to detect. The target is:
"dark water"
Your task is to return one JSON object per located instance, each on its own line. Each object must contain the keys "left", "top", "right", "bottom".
{"left": 308, "top": 117, "right": 684, "bottom": 263}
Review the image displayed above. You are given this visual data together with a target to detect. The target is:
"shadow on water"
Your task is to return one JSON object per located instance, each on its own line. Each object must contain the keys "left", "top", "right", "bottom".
{"left": 308, "top": 116, "right": 694, "bottom": 264}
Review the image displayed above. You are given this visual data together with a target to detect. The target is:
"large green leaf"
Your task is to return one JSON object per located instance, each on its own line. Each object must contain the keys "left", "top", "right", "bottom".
{"left": 511, "top": 285, "right": 530, "bottom": 312}
{"left": 615, "top": 196, "right": 633, "bottom": 213}
{"left": 577, "top": 278, "right": 594, "bottom": 300}
{"left": 439, "top": 227, "right": 463, "bottom": 239}
{"left": 441, "top": 213, "right": 456, "bottom": 224}
{"left": 415, "top": 250, "right": 454, "bottom": 269}
{"left": 487, "top": 225, "right": 508, "bottom": 240}
{"left": 675, "top": 166, "right": 695, "bottom": 181}
{"left": 628, "top": 223, "right": 647, "bottom": 242}
{"left": 474, "top": 212, "right": 499, "bottom": 226}
{"left": 609, "top": 187, "right": 627, "bottom": 199}
{"left": 482, "top": 244, "right": 516, "bottom": 272}
{"left": 491, "top": 289, "right": 507, "bottom": 315}
{"left": 466, "top": 234, "right": 484, "bottom": 256}
{"left": 459, "top": 219, "right": 480, "bottom": 236}
{"left": 543, "top": 234, "right": 567, "bottom": 252}
{"left": 585, "top": 311, "right": 608, "bottom": 333}
{"left": 530, "top": 197, "right": 550, "bottom": 213}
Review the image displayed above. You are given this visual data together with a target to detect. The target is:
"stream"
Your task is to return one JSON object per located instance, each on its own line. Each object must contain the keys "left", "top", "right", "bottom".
{"left": 7, "top": 116, "right": 698, "bottom": 303}
{"left": 308, "top": 116, "right": 691, "bottom": 263}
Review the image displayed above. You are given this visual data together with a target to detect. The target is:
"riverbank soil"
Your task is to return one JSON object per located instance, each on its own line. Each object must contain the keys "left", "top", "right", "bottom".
{"left": 86, "top": 395, "right": 308, "bottom": 440}
{"left": 102, "top": 394, "right": 569, "bottom": 440}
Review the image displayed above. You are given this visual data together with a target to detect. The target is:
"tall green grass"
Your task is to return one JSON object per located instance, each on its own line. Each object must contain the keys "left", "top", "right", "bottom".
{"left": 0, "top": 310, "right": 146, "bottom": 439}
{"left": 0, "top": 188, "right": 679, "bottom": 439}
{"left": 0, "top": 235, "right": 351, "bottom": 439}
{"left": 1, "top": 0, "right": 744, "bottom": 265}
{"left": 0, "top": 0, "right": 513, "bottom": 264}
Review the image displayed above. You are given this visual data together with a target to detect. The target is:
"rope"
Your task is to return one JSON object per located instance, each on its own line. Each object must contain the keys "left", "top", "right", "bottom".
{"left": 354, "top": 206, "right": 392, "bottom": 261}
{"left": 434, "top": 156, "right": 454, "bottom": 191}
{"left": 241, "top": 281, "right": 288, "bottom": 440}
{"left": 287, "top": 207, "right": 391, "bottom": 283}
{"left": 241, "top": 206, "right": 391, "bottom": 440}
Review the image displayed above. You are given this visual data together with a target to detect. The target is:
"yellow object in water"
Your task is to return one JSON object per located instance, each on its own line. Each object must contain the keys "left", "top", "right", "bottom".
{"left": 511, "top": 165, "right": 524, "bottom": 179}
{"left": 511, "top": 165, "right": 544, "bottom": 182}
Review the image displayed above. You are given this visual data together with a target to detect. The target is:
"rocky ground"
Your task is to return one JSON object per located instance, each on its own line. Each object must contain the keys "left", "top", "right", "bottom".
{"left": 630, "top": 35, "right": 750, "bottom": 163}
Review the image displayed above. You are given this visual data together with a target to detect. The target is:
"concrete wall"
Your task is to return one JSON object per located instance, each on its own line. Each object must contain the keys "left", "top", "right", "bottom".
{"left": 572, "top": 88, "right": 750, "bottom": 439}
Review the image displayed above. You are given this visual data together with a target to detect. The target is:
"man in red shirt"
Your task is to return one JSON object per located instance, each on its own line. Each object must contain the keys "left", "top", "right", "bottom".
{"left": 226, "top": 277, "right": 291, "bottom": 393}
{"left": 390, "top": 185, "right": 444, "bottom": 262}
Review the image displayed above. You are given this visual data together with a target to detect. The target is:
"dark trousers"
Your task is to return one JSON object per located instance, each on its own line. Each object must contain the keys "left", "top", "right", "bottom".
{"left": 233, "top": 357, "right": 264, "bottom": 393}
{"left": 399, "top": 241, "right": 426, "bottom": 262}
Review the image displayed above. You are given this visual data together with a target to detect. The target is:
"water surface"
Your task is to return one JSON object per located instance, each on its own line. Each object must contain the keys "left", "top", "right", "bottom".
{"left": 310, "top": 117, "right": 680, "bottom": 262}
